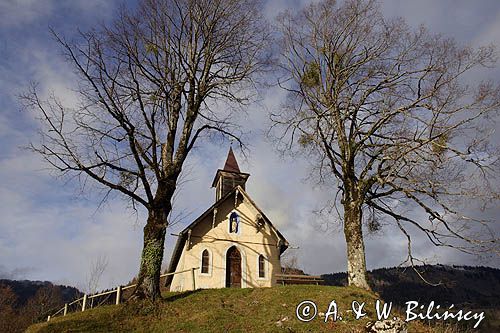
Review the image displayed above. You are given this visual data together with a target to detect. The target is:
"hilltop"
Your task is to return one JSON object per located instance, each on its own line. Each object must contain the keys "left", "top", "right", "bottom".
{"left": 10, "top": 265, "right": 500, "bottom": 332}
{"left": 28, "top": 285, "right": 441, "bottom": 333}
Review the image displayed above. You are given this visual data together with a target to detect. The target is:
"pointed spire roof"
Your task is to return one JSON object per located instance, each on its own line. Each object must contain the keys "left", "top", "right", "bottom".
{"left": 211, "top": 147, "right": 249, "bottom": 188}
{"left": 223, "top": 147, "right": 240, "bottom": 173}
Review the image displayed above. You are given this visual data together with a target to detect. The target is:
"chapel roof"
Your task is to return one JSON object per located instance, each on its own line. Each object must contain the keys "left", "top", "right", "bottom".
{"left": 211, "top": 148, "right": 250, "bottom": 187}
{"left": 223, "top": 147, "right": 240, "bottom": 173}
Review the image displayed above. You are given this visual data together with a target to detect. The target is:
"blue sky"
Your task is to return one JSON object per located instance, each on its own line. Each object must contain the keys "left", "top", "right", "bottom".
{"left": 1, "top": 0, "right": 499, "bottom": 291}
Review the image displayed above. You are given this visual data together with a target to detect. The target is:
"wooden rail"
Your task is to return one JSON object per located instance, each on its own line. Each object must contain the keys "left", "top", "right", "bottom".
{"left": 275, "top": 273, "right": 324, "bottom": 285}
{"left": 47, "top": 267, "right": 199, "bottom": 322}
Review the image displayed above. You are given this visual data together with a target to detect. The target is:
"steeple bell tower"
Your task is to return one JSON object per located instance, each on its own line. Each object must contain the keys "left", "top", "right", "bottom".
{"left": 211, "top": 147, "right": 250, "bottom": 201}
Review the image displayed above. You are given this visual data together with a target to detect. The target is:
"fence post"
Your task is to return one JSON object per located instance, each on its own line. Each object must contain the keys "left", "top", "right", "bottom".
{"left": 47, "top": 315, "right": 51, "bottom": 322}
{"left": 115, "top": 286, "right": 122, "bottom": 305}
{"left": 191, "top": 267, "right": 196, "bottom": 290}
{"left": 82, "top": 294, "right": 88, "bottom": 312}
{"left": 64, "top": 303, "right": 68, "bottom": 316}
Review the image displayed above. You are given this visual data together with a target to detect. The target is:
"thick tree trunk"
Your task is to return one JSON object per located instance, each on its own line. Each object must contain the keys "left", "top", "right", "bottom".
{"left": 343, "top": 200, "right": 371, "bottom": 290}
{"left": 131, "top": 213, "right": 167, "bottom": 300}
{"left": 131, "top": 182, "right": 175, "bottom": 301}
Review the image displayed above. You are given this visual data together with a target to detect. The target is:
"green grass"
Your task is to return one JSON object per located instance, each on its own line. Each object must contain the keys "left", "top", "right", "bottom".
{"left": 27, "top": 285, "right": 439, "bottom": 333}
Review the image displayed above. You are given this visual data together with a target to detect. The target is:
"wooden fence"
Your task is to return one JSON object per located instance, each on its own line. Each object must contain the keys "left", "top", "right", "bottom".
{"left": 275, "top": 273, "right": 324, "bottom": 285}
{"left": 46, "top": 267, "right": 199, "bottom": 322}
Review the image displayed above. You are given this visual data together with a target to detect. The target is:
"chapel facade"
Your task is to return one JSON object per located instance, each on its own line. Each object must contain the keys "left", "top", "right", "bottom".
{"left": 166, "top": 148, "right": 288, "bottom": 291}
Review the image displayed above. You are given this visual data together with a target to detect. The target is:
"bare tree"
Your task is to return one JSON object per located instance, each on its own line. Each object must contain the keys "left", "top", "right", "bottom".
{"left": 0, "top": 285, "right": 20, "bottom": 333}
{"left": 21, "top": 0, "right": 270, "bottom": 300}
{"left": 25, "top": 286, "right": 64, "bottom": 323}
{"left": 280, "top": 252, "right": 304, "bottom": 275}
{"left": 86, "top": 255, "right": 108, "bottom": 296}
{"left": 272, "top": 0, "right": 500, "bottom": 289}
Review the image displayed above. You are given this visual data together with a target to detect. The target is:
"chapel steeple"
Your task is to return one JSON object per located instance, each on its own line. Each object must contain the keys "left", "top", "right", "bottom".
{"left": 212, "top": 147, "right": 250, "bottom": 201}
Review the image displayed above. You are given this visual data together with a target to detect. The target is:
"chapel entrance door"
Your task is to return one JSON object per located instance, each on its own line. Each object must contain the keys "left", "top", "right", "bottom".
{"left": 226, "top": 246, "right": 242, "bottom": 288}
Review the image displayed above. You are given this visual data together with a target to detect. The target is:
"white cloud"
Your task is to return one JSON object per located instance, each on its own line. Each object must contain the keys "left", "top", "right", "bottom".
{"left": 0, "top": 0, "right": 113, "bottom": 28}
{"left": 0, "top": 140, "right": 145, "bottom": 290}
{"left": 0, "top": 0, "right": 53, "bottom": 27}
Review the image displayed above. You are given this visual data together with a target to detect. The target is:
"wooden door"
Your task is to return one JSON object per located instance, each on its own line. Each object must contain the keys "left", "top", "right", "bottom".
{"left": 226, "top": 246, "right": 241, "bottom": 288}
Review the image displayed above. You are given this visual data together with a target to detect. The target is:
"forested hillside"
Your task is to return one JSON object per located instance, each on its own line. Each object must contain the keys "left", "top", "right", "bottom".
{"left": 0, "top": 280, "right": 81, "bottom": 332}
{"left": 322, "top": 265, "right": 500, "bottom": 308}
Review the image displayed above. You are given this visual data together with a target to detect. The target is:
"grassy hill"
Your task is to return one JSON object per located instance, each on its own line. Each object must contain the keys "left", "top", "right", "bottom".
{"left": 27, "top": 285, "right": 461, "bottom": 333}
{"left": 20, "top": 266, "right": 500, "bottom": 332}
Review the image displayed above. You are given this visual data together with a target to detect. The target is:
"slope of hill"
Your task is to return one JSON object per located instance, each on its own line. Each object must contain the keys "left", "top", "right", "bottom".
{"left": 13, "top": 265, "right": 500, "bottom": 332}
{"left": 27, "top": 285, "right": 444, "bottom": 333}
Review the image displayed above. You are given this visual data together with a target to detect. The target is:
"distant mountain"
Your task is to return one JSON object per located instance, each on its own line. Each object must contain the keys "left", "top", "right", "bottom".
{"left": 0, "top": 279, "right": 81, "bottom": 308}
{"left": 0, "top": 279, "right": 83, "bottom": 333}
{"left": 321, "top": 265, "right": 500, "bottom": 309}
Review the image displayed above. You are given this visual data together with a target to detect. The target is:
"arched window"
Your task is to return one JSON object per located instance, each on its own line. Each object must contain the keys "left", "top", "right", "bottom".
{"left": 229, "top": 212, "right": 239, "bottom": 233}
{"left": 258, "top": 255, "right": 265, "bottom": 278}
{"left": 201, "top": 249, "right": 210, "bottom": 274}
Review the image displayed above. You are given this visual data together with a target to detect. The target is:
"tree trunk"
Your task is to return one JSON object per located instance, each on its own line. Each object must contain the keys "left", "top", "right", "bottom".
{"left": 131, "top": 214, "right": 166, "bottom": 300}
{"left": 343, "top": 200, "right": 371, "bottom": 290}
{"left": 131, "top": 183, "right": 175, "bottom": 301}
